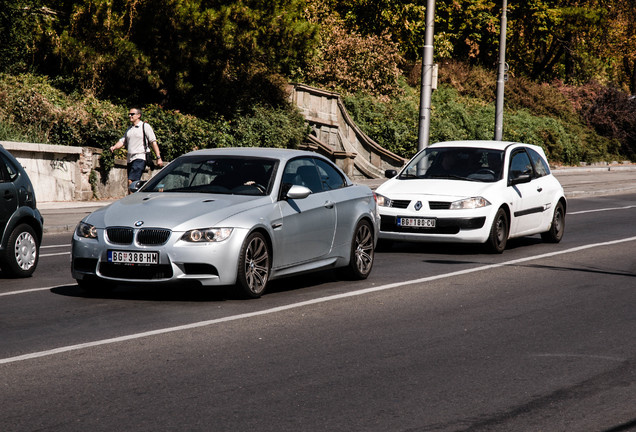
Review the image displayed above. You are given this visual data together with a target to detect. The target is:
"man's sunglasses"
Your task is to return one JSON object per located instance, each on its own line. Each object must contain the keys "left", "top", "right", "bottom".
{"left": 128, "top": 113, "right": 138, "bottom": 116}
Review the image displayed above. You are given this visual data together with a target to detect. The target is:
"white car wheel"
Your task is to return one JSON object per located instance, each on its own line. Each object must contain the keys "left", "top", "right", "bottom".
{"left": 485, "top": 208, "right": 508, "bottom": 254}
{"left": 541, "top": 202, "right": 565, "bottom": 243}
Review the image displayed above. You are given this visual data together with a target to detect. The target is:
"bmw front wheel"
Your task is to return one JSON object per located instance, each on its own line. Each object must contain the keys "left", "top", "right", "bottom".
{"left": 237, "top": 232, "right": 271, "bottom": 299}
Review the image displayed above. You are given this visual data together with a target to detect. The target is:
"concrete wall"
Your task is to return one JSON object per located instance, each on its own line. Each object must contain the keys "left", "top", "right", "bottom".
{"left": 1, "top": 141, "right": 157, "bottom": 203}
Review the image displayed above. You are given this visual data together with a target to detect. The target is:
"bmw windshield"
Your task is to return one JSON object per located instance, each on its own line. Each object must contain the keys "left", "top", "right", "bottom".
{"left": 142, "top": 155, "right": 278, "bottom": 195}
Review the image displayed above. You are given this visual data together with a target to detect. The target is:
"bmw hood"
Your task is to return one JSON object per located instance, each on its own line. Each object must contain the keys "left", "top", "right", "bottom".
{"left": 376, "top": 178, "right": 499, "bottom": 200}
{"left": 83, "top": 193, "right": 272, "bottom": 231}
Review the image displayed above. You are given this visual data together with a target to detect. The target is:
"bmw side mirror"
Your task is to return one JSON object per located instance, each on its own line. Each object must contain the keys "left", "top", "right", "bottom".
{"left": 129, "top": 180, "right": 147, "bottom": 193}
{"left": 286, "top": 185, "right": 312, "bottom": 200}
{"left": 385, "top": 169, "right": 398, "bottom": 178}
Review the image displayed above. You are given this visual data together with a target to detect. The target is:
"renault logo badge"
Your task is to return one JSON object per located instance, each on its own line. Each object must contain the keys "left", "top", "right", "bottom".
{"left": 415, "top": 201, "right": 423, "bottom": 211}
{"left": 134, "top": 220, "right": 144, "bottom": 227}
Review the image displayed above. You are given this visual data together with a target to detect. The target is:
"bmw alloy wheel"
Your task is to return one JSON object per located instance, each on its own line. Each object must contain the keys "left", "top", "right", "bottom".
{"left": 237, "top": 232, "right": 270, "bottom": 298}
{"left": 342, "top": 220, "right": 374, "bottom": 280}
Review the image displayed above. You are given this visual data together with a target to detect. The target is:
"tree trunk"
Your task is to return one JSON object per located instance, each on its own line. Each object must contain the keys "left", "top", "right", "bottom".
{"left": 625, "top": 57, "right": 636, "bottom": 95}
{"left": 631, "top": 61, "right": 636, "bottom": 96}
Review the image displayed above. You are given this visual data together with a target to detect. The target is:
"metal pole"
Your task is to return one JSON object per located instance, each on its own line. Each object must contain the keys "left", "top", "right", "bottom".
{"left": 494, "top": 0, "right": 508, "bottom": 140}
{"left": 417, "top": 0, "right": 436, "bottom": 151}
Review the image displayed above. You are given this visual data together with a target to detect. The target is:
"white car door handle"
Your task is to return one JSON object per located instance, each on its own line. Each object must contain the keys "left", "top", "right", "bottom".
{"left": 324, "top": 201, "right": 335, "bottom": 209}
{"left": 537, "top": 187, "right": 543, "bottom": 192}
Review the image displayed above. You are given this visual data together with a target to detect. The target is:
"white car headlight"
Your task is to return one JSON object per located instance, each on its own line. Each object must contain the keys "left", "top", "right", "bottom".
{"left": 450, "top": 197, "right": 491, "bottom": 210}
{"left": 76, "top": 221, "right": 98, "bottom": 239}
{"left": 376, "top": 193, "right": 391, "bottom": 207}
{"left": 181, "top": 228, "right": 233, "bottom": 243}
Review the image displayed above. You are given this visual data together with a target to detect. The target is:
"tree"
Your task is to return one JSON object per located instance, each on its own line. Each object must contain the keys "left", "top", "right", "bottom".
{"left": 433, "top": 0, "right": 501, "bottom": 64}
{"left": 0, "top": 0, "right": 45, "bottom": 74}
{"left": 325, "top": 0, "right": 427, "bottom": 61}
{"left": 602, "top": 2, "right": 636, "bottom": 94}
{"left": 302, "top": 4, "right": 404, "bottom": 98}
{"left": 28, "top": 0, "right": 319, "bottom": 116}
{"left": 505, "top": 0, "right": 635, "bottom": 90}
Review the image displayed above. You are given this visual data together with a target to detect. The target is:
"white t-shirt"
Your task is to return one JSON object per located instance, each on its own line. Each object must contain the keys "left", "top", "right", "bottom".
{"left": 120, "top": 121, "right": 157, "bottom": 163}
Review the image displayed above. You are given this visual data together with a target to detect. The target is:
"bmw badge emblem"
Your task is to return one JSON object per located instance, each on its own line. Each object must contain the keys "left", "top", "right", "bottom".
{"left": 134, "top": 220, "right": 144, "bottom": 227}
{"left": 414, "top": 201, "right": 423, "bottom": 211}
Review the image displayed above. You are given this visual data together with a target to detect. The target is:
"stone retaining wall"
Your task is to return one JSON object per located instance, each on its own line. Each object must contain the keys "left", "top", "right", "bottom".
{"left": 1, "top": 141, "right": 157, "bottom": 202}
{"left": 289, "top": 83, "right": 406, "bottom": 179}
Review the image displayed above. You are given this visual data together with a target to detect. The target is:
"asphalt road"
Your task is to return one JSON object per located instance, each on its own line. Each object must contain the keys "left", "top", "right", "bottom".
{"left": 1, "top": 193, "right": 635, "bottom": 431}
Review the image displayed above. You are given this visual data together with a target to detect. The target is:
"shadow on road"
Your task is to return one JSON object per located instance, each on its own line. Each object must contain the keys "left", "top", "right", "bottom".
{"left": 49, "top": 269, "right": 344, "bottom": 302}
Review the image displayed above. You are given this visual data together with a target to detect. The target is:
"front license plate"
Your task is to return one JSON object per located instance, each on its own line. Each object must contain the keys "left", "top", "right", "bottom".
{"left": 108, "top": 250, "right": 159, "bottom": 265}
{"left": 397, "top": 217, "right": 436, "bottom": 228}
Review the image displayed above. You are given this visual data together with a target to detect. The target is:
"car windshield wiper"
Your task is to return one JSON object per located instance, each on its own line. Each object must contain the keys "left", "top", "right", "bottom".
{"left": 428, "top": 174, "right": 476, "bottom": 181}
{"left": 398, "top": 173, "right": 422, "bottom": 179}
{"left": 158, "top": 185, "right": 231, "bottom": 194}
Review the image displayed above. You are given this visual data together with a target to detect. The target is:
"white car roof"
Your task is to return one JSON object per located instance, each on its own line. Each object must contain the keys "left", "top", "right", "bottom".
{"left": 429, "top": 140, "right": 544, "bottom": 153}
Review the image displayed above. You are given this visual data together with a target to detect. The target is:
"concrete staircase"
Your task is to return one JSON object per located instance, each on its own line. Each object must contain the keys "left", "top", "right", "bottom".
{"left": 289, "top": 83, "right": 406, "bottom": 180}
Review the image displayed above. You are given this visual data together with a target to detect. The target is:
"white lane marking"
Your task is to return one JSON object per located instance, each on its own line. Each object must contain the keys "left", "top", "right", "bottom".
{"left": 40, "top": 252, "right": 70, "bottom": 258}
{"left": 41, "top": 244, "right": 71, "bottom": 257}
{"left": 532, "top": 353, "right": 624, "bottom": 362}
{"left": 1, "top": 235, "right": 635, "bottom": 366}
{"left": 0, "top": 286, "right": 62, "bottom": 297}
{"left": 569, "top": 204, "right": 636, "bottom": 215}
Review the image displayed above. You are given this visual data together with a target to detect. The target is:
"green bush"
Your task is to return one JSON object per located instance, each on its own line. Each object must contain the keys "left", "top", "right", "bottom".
{"left": 581, "top": 88, "right": 636, "bottom": 160}
{"left": 140, "top": 106, "right": 217, "bottom": 160}
{"left": 342, "top": 81, "right": 419, "bottom": 157}
{"left": 228, "top": 104, "right": 309, "bottom": 149}
{"left": 303, "top": 12, "right": 404, "bottom": 99}
{"left": 0, "top": 73, "right": 309, "bottom": 165}
{"left": 430, "top": 86, "right": 494, "bottom": 143}
{"left": 357, "top": 62, "right": 626, "bottom": 165}
{"left": 0, "top": 67, "right": 631, "bottom": 170}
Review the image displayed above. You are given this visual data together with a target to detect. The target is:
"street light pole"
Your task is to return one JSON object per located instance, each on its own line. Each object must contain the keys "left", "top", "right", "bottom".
{"left": 417, "top": 0, "right": 436, "bottom": 151}
{"left": 494, "top": 0, "right": 508, "bottom": 141}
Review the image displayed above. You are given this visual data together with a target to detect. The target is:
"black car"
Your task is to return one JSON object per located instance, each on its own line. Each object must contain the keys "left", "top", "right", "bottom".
{"left": 0, "top": 144, "right": 43, "bottom": 277}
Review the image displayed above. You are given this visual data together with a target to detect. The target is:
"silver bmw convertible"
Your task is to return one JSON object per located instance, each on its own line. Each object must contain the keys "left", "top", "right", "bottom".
{"left": 72, "top": 147, "right": 379, "bottom": 298}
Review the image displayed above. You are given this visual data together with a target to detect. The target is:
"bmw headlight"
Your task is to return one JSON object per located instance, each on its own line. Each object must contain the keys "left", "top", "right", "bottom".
{"left": 376, "top": 194, "right": 391, "bottom": 207}
{"left": 450, "top": 197, "right": 491, "bottom": 210}
{"left": 181, "top": 228, "right": 233, "bottom": 243}
{"left": 76, "top": 221, "right": 98, "bottom": 239}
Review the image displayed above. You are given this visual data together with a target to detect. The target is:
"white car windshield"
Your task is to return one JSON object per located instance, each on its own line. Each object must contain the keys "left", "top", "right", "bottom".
{"left": 143, "top": 156, "right": 277, "bottom": 195}
{"left": 399, "top": 147, "right": 504, "bottom": 182}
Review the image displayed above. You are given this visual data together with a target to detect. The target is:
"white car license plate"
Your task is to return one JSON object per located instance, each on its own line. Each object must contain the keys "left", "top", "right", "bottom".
{"left": 108, "top": 250, "right": 159, "bottom": 265}
{"left": 397, "top": 217, "right": 436, "bottom": 228}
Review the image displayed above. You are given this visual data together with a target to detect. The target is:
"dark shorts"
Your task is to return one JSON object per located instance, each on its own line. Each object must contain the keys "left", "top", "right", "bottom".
{"left": 127, "top": 159, "right": 146, "bottom": 182}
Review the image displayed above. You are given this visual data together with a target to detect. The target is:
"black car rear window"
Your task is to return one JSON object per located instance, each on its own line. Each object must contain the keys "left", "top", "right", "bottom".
{"left": 0, "top": 152, "right": 19, "bottom": 182}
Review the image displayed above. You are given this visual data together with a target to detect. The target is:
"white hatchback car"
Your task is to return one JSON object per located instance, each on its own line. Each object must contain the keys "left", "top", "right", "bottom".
{"left": 375, "top": 140, "right": 566, "bottom": 253}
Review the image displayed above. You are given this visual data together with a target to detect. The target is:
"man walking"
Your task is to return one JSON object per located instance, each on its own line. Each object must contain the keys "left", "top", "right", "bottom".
{"left": 110, "top": 107, "right": 163, "bottom": 190}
